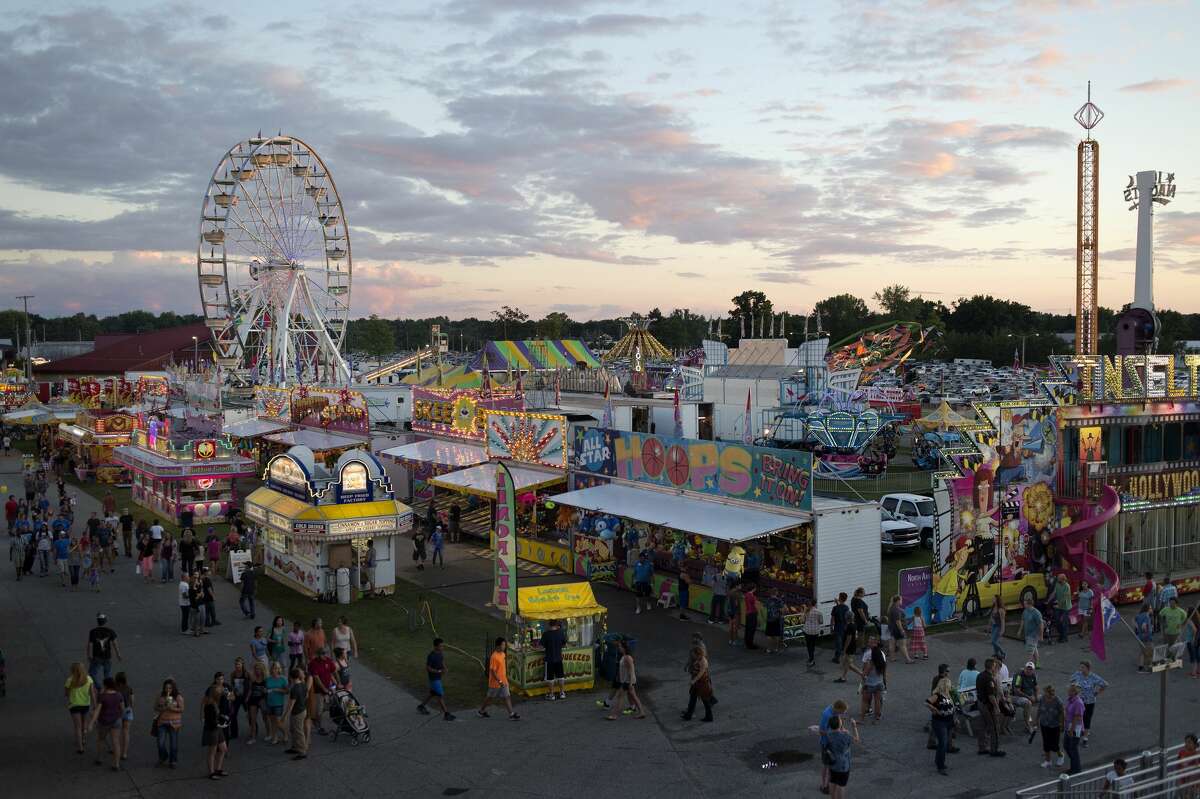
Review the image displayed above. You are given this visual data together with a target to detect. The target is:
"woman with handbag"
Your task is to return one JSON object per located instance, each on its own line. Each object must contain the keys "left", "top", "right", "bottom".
{"left": 680, "top": 645, "right": 714, "bottom": 722}
{"left": 153, "top": 678, "right": 183, "bottom": 768}
{"left": 925, "top": 677, "right": 955, "bottom": 776}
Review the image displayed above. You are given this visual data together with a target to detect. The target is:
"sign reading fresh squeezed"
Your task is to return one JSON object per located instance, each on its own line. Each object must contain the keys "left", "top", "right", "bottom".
{"left": 493, "top": 462, "right": 518, "bottom": 615}
{"left": 573, "top": 428, "right": 813, "bottom": 511}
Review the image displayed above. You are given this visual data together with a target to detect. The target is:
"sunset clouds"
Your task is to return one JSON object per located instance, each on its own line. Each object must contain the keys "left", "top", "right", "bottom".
{"left": 0, "top": 0, "right": 1198, "bottom": 320}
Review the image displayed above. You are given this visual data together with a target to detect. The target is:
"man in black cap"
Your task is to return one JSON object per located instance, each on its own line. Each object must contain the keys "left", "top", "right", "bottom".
{"left": 86, "top": 613, "right": 122, "bottom": 685}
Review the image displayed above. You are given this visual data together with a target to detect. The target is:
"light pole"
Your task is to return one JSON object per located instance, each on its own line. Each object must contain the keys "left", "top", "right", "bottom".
{"left": 1007, "top": 333, "right": 1027, "bottom": 369}
{"left": 15, "top": 294, "right": 33, "bottom": 380}
{"left": 191, "top": 336, "right": 198, "bottom": 372}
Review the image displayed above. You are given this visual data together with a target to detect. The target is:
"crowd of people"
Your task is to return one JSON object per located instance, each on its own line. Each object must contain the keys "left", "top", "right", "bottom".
{"left": 63, "top": 609, "right": 363, "bottom": 778}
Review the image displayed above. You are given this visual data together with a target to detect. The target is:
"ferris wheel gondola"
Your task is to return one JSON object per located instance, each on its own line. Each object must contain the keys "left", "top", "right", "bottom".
{"left": 196, "top": 134, "right": 352, "bottom": 386}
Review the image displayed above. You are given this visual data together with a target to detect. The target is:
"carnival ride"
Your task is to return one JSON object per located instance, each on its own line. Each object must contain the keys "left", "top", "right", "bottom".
{"left": 825, "top": 321, "right": 933, "bottom": 383}
{"left": 197, "top": 134, "right": 352, "bottom": 387}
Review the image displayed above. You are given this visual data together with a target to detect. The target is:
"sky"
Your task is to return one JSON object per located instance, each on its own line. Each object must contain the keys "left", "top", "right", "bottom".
{"left": 1, "top": 0, "right": 1199, "bottom": 323}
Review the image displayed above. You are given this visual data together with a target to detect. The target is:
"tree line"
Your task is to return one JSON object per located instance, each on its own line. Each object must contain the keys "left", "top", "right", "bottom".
{"left": 12, "top": 288, "right": 1200, "bottom": 366}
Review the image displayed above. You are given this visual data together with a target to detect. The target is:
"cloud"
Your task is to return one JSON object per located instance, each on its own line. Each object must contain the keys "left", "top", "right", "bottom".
{"left": 674, "top": 271, "right": 704, "bottom": 278}
{"left": 1119, "top": 78, "right": 1192, "bottom": 93}
{"left": 963, "top": 205, "right": 1026, "bottom": 226}
{"left": 754, "top": 271, "right": 811, "bottom": 284}
{"left": 484, "top": 13, "right": 697, "bottom": 49}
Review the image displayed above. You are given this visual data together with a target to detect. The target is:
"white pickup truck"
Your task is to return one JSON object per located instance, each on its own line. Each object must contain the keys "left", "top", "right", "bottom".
{"left": 880, "top": 493, "right": 937, "bottom": 549}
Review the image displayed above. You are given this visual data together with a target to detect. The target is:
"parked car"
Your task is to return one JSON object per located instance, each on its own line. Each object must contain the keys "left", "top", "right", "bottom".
{"left": 880, "top": 509, "right": 921, "bottom": 552}
{"left": 880, "top": 492, "right": 937, "bottom": 548}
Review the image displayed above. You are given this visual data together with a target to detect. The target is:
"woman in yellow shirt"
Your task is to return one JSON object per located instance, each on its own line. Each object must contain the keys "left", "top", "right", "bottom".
{"left": 64, "top": 661, "right": 97, "bottom": 753}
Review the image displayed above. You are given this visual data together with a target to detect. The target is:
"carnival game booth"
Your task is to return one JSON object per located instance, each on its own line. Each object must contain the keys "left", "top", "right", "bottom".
{"left": 222, "top": 417, "right": 293, "bottom": 466}
{"left": 429, "top": 461, "right": 567, "bottom": 547}
{"left": 378, "top": 437, "right": 487, "bottom": 511}
{"left": 261, "top": 428, "right": 368, "bottom": 466}
{"left": 113, "top": 427, "right": 256, "bottom": 524}
{"left": 57, "top": 410, "right": 136, "bottom": 482}
{"left": 506, "top": 582, "right": 606, "bottom": 696}
{"left": 245, "top": 447, "right": 412, "bottom": 598}
{"left": 561, "top": 428, "right": 882, "bottom": 623}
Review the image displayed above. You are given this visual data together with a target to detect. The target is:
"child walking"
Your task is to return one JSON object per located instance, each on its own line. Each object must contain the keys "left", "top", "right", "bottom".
{"left": 909, "top": 606, "right": 928, "bottom": 659}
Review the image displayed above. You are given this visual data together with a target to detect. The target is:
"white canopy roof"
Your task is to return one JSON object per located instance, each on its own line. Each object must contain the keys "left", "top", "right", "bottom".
{"left": 223, "top": 418, "right": 292, "bottom": 438}
{"left": 428, "top": 462, "right": 565, "bottom": 498}
{"left": 379, "top": 438, "right": 487, "bottom": 469}
{"left": 262, "top": 429, "right": 366, "bottom": 451}
{"left": 550, "top": 483, "right": 806, "bottom": 542}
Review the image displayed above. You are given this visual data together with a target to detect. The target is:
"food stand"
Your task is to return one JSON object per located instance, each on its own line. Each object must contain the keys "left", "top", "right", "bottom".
{"left": 507, "top": 582, "right": 607, "bottom": 696}
{"left": 113, "top": 425, "right": 256, "bottom": 523}
{"left": 558, "top": 429, "right": 883, "bottom": 622}
{"left": 245, "top": 446, "right": 412, "bottom": 598}
{"left": 57, "top": 411, "right": 136, "bottom": 482}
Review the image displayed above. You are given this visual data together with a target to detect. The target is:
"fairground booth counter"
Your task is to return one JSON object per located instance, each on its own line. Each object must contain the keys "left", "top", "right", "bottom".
{"left": 113, "top": 424, "right": 256, "bottom": 524}
{"left": 245, "top": 446, "right": 412, "bottom": 598}
{"left": 380, "top": 386, "right": 523, "bottom": 535}
{"left": 555, "top": 428, "right": 882, "bottom": 625}
{"left": 506, "top": 582, "right": 607, "bottom": 696}
{"left": 57, "top": 410, "right": 136, "bottom": 482}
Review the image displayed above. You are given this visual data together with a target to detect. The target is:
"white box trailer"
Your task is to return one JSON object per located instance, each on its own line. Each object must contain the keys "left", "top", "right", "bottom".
{"left": 811, "top": 496, "right": 882, "bottom": 623}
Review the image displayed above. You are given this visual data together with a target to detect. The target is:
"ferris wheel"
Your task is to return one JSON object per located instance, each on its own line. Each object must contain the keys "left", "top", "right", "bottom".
{"left": 197, "top": 134, "right": 351, "bottom": 386}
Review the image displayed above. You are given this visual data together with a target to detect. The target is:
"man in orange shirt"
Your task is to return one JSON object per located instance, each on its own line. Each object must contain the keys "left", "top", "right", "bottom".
{"left": 477, "top": 637, "right": 520, "bottom": 720}
{"left": 303, "top": 618, "right": 326, "bottom": 663}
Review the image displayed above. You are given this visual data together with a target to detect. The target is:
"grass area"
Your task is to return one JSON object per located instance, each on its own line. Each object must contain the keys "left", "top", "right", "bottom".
{"left": 255, "top": 575, "right": 509, "bottom": 710}
{"left": 880, "top": 546, "right": 932, "bottom": 603}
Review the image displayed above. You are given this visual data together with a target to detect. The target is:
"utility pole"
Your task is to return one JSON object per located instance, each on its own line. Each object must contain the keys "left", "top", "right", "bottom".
{"left": 16, "top": 294, "right": 34, "bottom": 381}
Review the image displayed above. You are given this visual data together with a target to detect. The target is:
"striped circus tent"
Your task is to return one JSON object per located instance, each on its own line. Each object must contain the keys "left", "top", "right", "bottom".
{"left": 471, "top": 339, "right": 600, "bottom": 372}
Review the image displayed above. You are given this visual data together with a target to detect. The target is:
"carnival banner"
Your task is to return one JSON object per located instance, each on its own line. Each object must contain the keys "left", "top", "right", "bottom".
{"left": 484, "top": 410, "right": 567, "bottom": 468}
{"left": 493, "top": 462, "right": 518, "bottom": 616}
{"left": 291, "top": 387, "right": 369, "bottom": 436}
{"left": 412, "top": 387, "right": 523, "bottom": 441}
{"left": 572, "top": 428, "right": 813, "bottom": 511}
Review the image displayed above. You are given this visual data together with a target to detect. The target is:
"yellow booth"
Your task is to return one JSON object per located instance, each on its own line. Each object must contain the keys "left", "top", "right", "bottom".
{"left": 506, "top": 582, "right": 607, "bottom": 696}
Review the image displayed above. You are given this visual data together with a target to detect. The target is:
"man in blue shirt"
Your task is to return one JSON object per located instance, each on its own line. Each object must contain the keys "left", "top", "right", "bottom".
{"left": 633, "top": 552, "right": 654, "bottom": 615}
{"left": 818, "top": 699, "right": 849, "bottom": 794}
{"left": 430, "top": 525, "right": 445, "bottom": 568}
{"left": 1022, "top": 598, "right": 1044, "bottom": 667}
{"left": 52, "top": 532, "right": 70, "bottom": 586}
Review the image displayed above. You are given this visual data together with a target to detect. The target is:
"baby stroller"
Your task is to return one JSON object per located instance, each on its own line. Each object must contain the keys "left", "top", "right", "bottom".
{"left": 328, "top": 687, "right": 370, "bottom": 745}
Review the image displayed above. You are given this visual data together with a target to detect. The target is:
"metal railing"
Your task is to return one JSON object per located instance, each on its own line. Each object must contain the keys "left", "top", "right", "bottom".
{"left": 813, "top": 470, "right": 935, "bottom": 500}
{"left": 1015, "top": 743, "right": 1198, "bottom": 797}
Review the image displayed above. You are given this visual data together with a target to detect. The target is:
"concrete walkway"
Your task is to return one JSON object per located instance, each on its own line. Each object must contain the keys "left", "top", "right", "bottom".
{"left": 2, "top": 451, "right": 1197, "bottom": 797}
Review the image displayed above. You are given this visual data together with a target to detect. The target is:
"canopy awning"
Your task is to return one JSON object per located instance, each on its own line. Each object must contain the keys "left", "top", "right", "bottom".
{"left": 379, "top": 438, "right": 488, "bottom": 470}
{"left": 223, "top": 418, "right": 292, "bottom": 439}
{"left": 245, "top": 485, "right": 312, "bottom": 518}
{"left": 550, "top": 483, "right": 807, "bottom": 542}
{"left": 262, "top": 429, "right": 366, "bottom": 451}
{"left": 4, "top": 404, "right": 76, "bottom": 425}
{"left": 516, "top": 582, "right": 606, "bottom": 620}
{"left": 914, "top": 400, "right": 971, "bottom": 431}
{"left": 245, "top": 485, "right": 413, "bottom": 541}
{"left": 428, "top": 462, "right": 565, "bottom": 498}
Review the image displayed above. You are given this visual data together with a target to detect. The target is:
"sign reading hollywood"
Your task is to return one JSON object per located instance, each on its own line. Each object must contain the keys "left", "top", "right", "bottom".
{"left": 1115, "top": 468, "right": 1200, "bottom": 504}
{"left": 1070, "top": 354, "right": 1200, "bottom": 401}
{"left": 573, "top": 428, "right": 812, "bottom": 512}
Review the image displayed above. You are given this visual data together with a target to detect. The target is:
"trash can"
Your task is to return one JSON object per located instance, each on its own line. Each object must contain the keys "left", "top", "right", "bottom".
{"left": 336, "top": 567, "right": 351, "bottom": 604}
